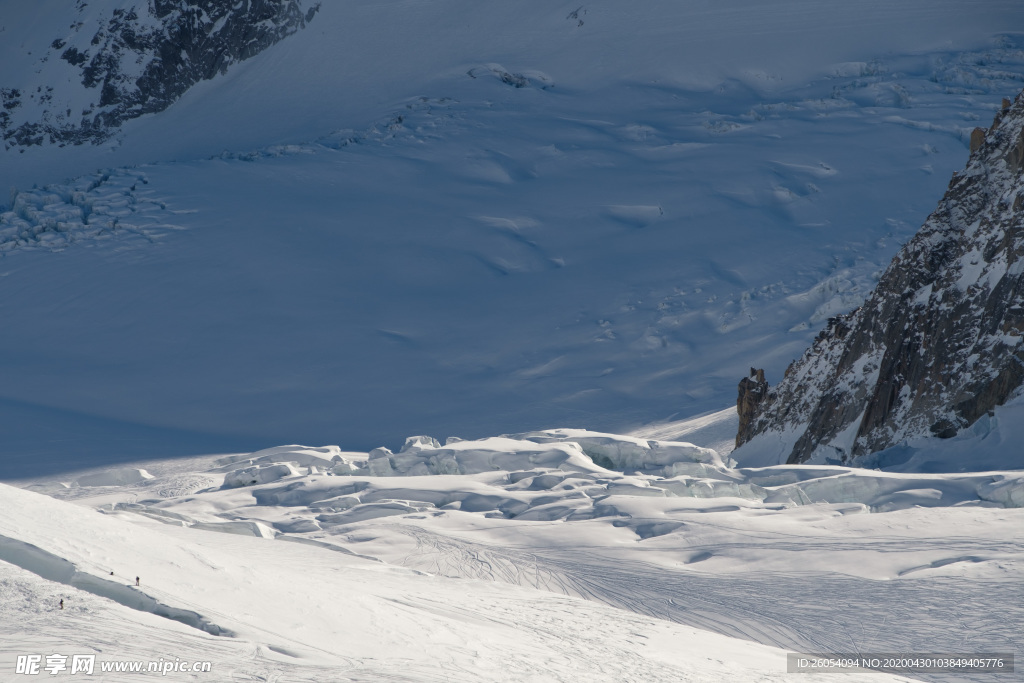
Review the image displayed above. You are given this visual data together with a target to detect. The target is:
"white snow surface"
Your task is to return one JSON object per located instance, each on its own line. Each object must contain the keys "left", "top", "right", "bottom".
{"left": 5, "top": 427, "right": 1021, "bottom": 681}
{"left": 2, "top": 2, "right": 1024, "bottom": 467}
{"left": 1, "top": 4, "right": 1023, "bottom": 678}
{"left": 75, "top": 467, "right": 153, "bottom": 487}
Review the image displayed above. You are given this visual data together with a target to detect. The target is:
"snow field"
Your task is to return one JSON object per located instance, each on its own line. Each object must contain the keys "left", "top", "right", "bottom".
{"left": 5, "top": 26, "right": 1024, "bottom": 459}
{"left": 13, "top": 425, "right": 1020, "bottom": 681}
{"left": 0, "top": 482, "right": 919, "bottom": 682}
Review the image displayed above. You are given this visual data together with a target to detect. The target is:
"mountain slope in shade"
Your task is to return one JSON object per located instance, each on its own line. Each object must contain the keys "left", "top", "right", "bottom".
{"left": 1, "top": 0, "right": 317, "bottom": 148}
{"left": 737, "top": 91, "right": 1024, "bottom": 465}
{"left": 3, "top": 2, "right": 1024, "bottom": 466}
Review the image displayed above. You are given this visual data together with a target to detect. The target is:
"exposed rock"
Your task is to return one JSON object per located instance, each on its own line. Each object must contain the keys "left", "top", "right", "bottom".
{"left": 1006, "top": 126, "right": 1024, "bottom": 173}
{"left": 1, "top": 1, "right": 319, "bottom": 149}
{"left": 737, "top": 91, "right": 1024, "bottom": 464}
{"left": 970, "top": 127, "right": 986, "bottom": 153}
{"left": 735, "top": 368, "right": 768, "bottom": 448}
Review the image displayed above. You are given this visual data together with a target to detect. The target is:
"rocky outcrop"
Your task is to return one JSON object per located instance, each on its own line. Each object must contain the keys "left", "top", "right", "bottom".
{"left": 970, "top": 127, "right": 986, "bottom": 153}
{"left": 737, "top": 91, "right": 1024, "bottom": 464}
{"left": 1, "top": 1, "right": 319, "bottom": 149}
{"left": 735, "top": 368, "right": 768, "bottom": 448}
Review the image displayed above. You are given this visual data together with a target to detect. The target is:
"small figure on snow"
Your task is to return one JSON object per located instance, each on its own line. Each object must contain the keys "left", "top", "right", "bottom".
{"left": 59, "top": 599, "right": 64, "bottom": 610}
{"left": 135, "top": 576, "right": 140, "bottom": 587}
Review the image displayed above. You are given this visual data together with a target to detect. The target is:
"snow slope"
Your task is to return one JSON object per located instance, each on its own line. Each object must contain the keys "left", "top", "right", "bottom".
{"left": 0, "top": 480, "right": 923, "bottom": 682}
{"left": 5, "top": 0, "right": 1023, "bottom": 187}
{"left": 3, "top": 4, "right": 1024, "bottom": 464}
{"left": 8, "top": 429, "right": 1021, "bottom": 681}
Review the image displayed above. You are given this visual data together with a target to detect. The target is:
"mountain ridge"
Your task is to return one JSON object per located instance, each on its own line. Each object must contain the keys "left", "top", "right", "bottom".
{"left": 737, "top": 89, "right": 1024, "bottom": 465}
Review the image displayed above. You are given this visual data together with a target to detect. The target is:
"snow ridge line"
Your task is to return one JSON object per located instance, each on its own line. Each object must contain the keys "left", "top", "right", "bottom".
{"left": 0, "top": 533, "right": 232, "bottom": 637}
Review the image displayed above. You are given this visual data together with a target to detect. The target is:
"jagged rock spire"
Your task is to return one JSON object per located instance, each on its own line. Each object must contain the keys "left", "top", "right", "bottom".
{"left": 736, "top": 368, "right": 768, "bottom": 449}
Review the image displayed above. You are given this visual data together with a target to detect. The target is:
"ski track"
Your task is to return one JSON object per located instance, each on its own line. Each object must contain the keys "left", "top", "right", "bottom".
{"left": 0, "top": 562, "right": 331, "bottom": 683}
{"left": 17, "top": 436, "right": 1024, "bottom": 680}
{"left": 384, "top": 525, "right": 1023, "bottom": 683}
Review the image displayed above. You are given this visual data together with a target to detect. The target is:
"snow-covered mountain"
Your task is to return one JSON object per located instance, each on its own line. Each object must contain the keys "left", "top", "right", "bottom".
{"left": 3, "top": 3, "right": 1024, "bottom": 680}
{"left": 737, "top": 90, "right": 1024, "bottom": 467}
{"left": 1, "top": 0, "right": 318, "bottom": 148}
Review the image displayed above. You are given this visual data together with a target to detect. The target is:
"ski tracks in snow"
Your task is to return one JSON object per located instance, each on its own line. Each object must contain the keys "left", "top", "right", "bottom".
{"left": 381, "top": 523, "right": 1022, "bottom": 683}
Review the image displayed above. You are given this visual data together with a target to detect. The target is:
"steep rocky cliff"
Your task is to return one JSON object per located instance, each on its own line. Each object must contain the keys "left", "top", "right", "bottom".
{"left": 737, "top": 91, "right": 1024, "bottom": 465}
{"left": 1, "top": 0, "right": 318, "bottom": 149}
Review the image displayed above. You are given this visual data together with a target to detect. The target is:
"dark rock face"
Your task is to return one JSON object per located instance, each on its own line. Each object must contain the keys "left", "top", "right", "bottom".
{"left": 1, "top": 0, "right": 319, "bottom": 148}
{"left": 735, "top": 368, "right": 768, "bottom": 448}
{"left": 738, "top": 91, "right": 1024, "bottom": 464}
